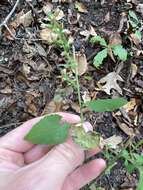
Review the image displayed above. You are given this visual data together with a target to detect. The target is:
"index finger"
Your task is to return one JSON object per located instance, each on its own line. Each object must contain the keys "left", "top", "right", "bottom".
{"left": 0, "top": 113, "right": 80, "bottom": 153}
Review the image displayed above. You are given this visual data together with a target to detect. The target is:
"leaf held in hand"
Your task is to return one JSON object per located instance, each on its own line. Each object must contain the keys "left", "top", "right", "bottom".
{"left": 86, "top": 98, "right": 128, "bottom": 112}
{"left": 93, "top": 48, "right": 108, "bottom": 68}
{"left": 72, "top": 126, "right": 100, "bottom": 149}
{"left": 25, "top": 115, "right": 71, "bottom": 145}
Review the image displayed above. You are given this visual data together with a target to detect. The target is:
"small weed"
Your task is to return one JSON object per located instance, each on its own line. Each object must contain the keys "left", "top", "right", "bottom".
{"left": 128, "top": 10, "right": 142, "bottom": 42}
{"left": 90, "top": 35, "right": 128, "bottom": 68}
{"left": 23, "top": 17, "right": 143, "bottom": 190}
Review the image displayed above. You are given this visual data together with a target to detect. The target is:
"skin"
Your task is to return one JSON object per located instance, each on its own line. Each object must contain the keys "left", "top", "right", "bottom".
{"left": 0, "top": 112, "right": 106, "bottom": 190}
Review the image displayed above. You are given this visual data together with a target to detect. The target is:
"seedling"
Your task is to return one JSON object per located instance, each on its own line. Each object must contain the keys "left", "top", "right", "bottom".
{"left": 128, "top": 10, "right": 142, "bottom": 42}
{"left": 24, "top": 16, "right": 143, "bottom": 190}
{"left": 25, "top": 17, "right": 128, "bottom": 148}
{"left": 121, "top": 149, "right": 143, "bottom": 190}
{"left": 90, "top": 35, "right": 128, "bottom": 68}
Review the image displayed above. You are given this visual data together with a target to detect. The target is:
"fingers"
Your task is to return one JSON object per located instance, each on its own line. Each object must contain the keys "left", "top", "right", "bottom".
{"left": 63, "top": 159, "right": 106, "bottom": 190}
{"left": 0, "top": 113, "right": 80, "bottom": 153}
{"left": 86, "top": 148, "right": 101, "bottom": 159}
{"left": 24, "top": 145, "right": 52, "bottom": 164}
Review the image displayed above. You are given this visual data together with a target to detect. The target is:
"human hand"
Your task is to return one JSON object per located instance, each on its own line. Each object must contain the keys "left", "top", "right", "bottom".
{"left": 0, "top": 113, "right": 106, "bottom": 190}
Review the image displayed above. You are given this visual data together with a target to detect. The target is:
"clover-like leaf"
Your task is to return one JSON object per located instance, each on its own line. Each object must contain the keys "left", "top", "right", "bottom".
{"left": 137, "top": 168, "right": 143, "bottom": 190}
{"left": 86, "top": 98, "right": 128, "bottom": 112}
{"left": 112, "top": 45, "right": 127, "bottom": 61}
{"left": 25, "top": 114, "right": 71, "bottom": 145}
{"left": 90, "top": 35, "right": 107, "bottom": 46}
{"left": 93, "top": 48, "right": 108, "bottom": 68}
{"left": 135, "top": 30, "right": 142, "bottom": 41}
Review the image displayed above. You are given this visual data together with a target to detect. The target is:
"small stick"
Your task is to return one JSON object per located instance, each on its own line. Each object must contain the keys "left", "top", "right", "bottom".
{"left": 0, "top": 0, "right": 20, "bottom": 28}
{"left": 0, "top": 0, "right": 20, "bottom": 39}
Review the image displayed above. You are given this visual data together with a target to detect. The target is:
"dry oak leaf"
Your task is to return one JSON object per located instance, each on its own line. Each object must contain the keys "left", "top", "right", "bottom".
{"left": 98, "top": 71, "right": 124, "bottom": 95}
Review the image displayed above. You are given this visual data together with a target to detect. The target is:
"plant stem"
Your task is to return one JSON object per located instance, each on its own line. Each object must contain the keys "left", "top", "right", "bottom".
{"left": 72, "top": 46, "right": 84, "bottom": 124}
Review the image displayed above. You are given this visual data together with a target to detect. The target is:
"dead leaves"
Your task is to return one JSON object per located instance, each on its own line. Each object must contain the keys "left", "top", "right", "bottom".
{"left": 4, "top": 10, "right": 33, "bottom": 40}
{"left": 75, "top": 2, "right": 88, "bottom": 13}
{"left": 42, "top": 3, "right": 53, "bottom": 15}
{"left": 75, "top": 53, "right": 88, "bottom": 76}
{"left": 40, "top": 28, "right": 58, "bottom": 43}
{"left": 102, "top": 135, "right": 123, "bottom": 149}
{"left": 98, "top": 72, "right": 124, "bottom": 95}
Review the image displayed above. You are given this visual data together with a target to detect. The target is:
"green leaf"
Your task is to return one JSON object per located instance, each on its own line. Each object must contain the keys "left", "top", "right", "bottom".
{"left": 133, "top": 153, "right": 143, "bottom": 166}
{"left": 135, "top": 30, "right": 142, "bottom": 41}
{"left": 126, "top": 163, "right": 136, "bottom": 173}
{"left": 137, "top": 168, "right": 143, "bottom": 190}
{"left": 86, "top": 98, "right": 128, "bottom": 112}
{"left": 112, "top": 45, "right": 127, "bottom": 61}
{"left": 90, "top": 35, "right": 107, "bottom": 47}
{"left": 128, "top": 11, "right": 140, "bottom": 28}
{"left": 129, "top": 10, "right": 139, "bottom": 22}
{"left": 93, "top": 48, "right": 108, "bottom": 67}
{"left": 25, "top": 115, "right": 71, "bottom": 145}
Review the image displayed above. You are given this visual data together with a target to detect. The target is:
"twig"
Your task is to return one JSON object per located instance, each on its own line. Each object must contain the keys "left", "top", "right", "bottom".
{"left": 0, "top": 0, "right": 20, "bottom": 39}
{"left": 0, "top": 122, "right": 23, "bottom": 128}
{"left": 0, "top": 0, "right": 20, "bottom": 28}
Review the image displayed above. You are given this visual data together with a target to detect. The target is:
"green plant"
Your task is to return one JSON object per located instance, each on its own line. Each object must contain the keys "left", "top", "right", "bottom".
{"left": 25, "top": 17, "right": 128, "bottom": 147}
{"left": 90, "top": 35, "right": 128, "bottom": 68}
{"left": 128, "top": 10, "right": 142, "bottom": 42}
{"left": 24, "top": 18, "right": 143, "bottom": 189}
{"left": 121, "top": 150, "right": 143, "bottom": 190}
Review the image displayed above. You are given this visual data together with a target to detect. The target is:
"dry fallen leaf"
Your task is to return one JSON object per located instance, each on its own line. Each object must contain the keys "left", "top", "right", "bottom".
{"left": 80, "top": 26, "right": 97, "bottom": 38}
{"left": 42, "top": 3, "right": 53, "bottom": 15}
{"left": 40, "top": 28, "right": 58, "bottom": 43}
{"left": 98, "top": 71, "right": 124, "bottom": 95}
{"left": 89, "top": 25, "right": 97, "bottom": 36}
{"left": 117, "top": 123, "right": 135, "bottom": 137}
{"left": 130, "top": 63, "right": 138, "bottom": 79}
{"left": 54, "top": 8, "right": 65, "bottom": 20}
{"left": 108, "top": 32, "right": 122, "bottom": 61}
{"left": 25, "top": 93, "right": 37, "bottom": 116}
{"left": 75, "top": 53, "right": 88, "bottom": 76}
{"left": 75, "top": 2, "right": 88, "bottom": 13}
{"left": 42, "top": 99, "right": 62, "bottom": 115}
{"left": 136, "top": 4, "right": 143, "bottom": 16}
{"left": 109, "top": 32, "right": 122, "bottom": 46}
{"left": 102, "top": 135, "right": 122, "bottom": 149}
{"left": 0, "top": 86, "right": 12, "bottom": 94}
{"left": 104, "top": 12, "right": 110, "bottom": 23}
{"left": 19, "top": 11, "right": 33, "bottom": 27}
{"left": 130, "top": 33, "right": 141, "bottom": 46}
{"left": 82, "top": 91, "right": 91, "bottom": 103}
{"left": 123, "top": 98, "right": 137, "bottom": 112}
{"left": 22, "top": 64, "right": 31, "bottom": 75}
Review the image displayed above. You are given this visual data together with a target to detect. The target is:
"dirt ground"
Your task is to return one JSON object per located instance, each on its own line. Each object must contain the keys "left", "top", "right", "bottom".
{"left": 0, "top": 0, "right": 143, "bottom": 190}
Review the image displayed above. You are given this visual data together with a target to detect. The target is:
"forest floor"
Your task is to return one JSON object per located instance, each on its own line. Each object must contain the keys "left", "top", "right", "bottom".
{"left": 0, "top": 0, "right": 143, "bottom": 190}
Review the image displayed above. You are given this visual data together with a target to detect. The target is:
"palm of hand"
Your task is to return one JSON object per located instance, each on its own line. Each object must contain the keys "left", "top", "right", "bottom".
{"left": 0, "top": 113, "right": 106, "bottom": 190}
